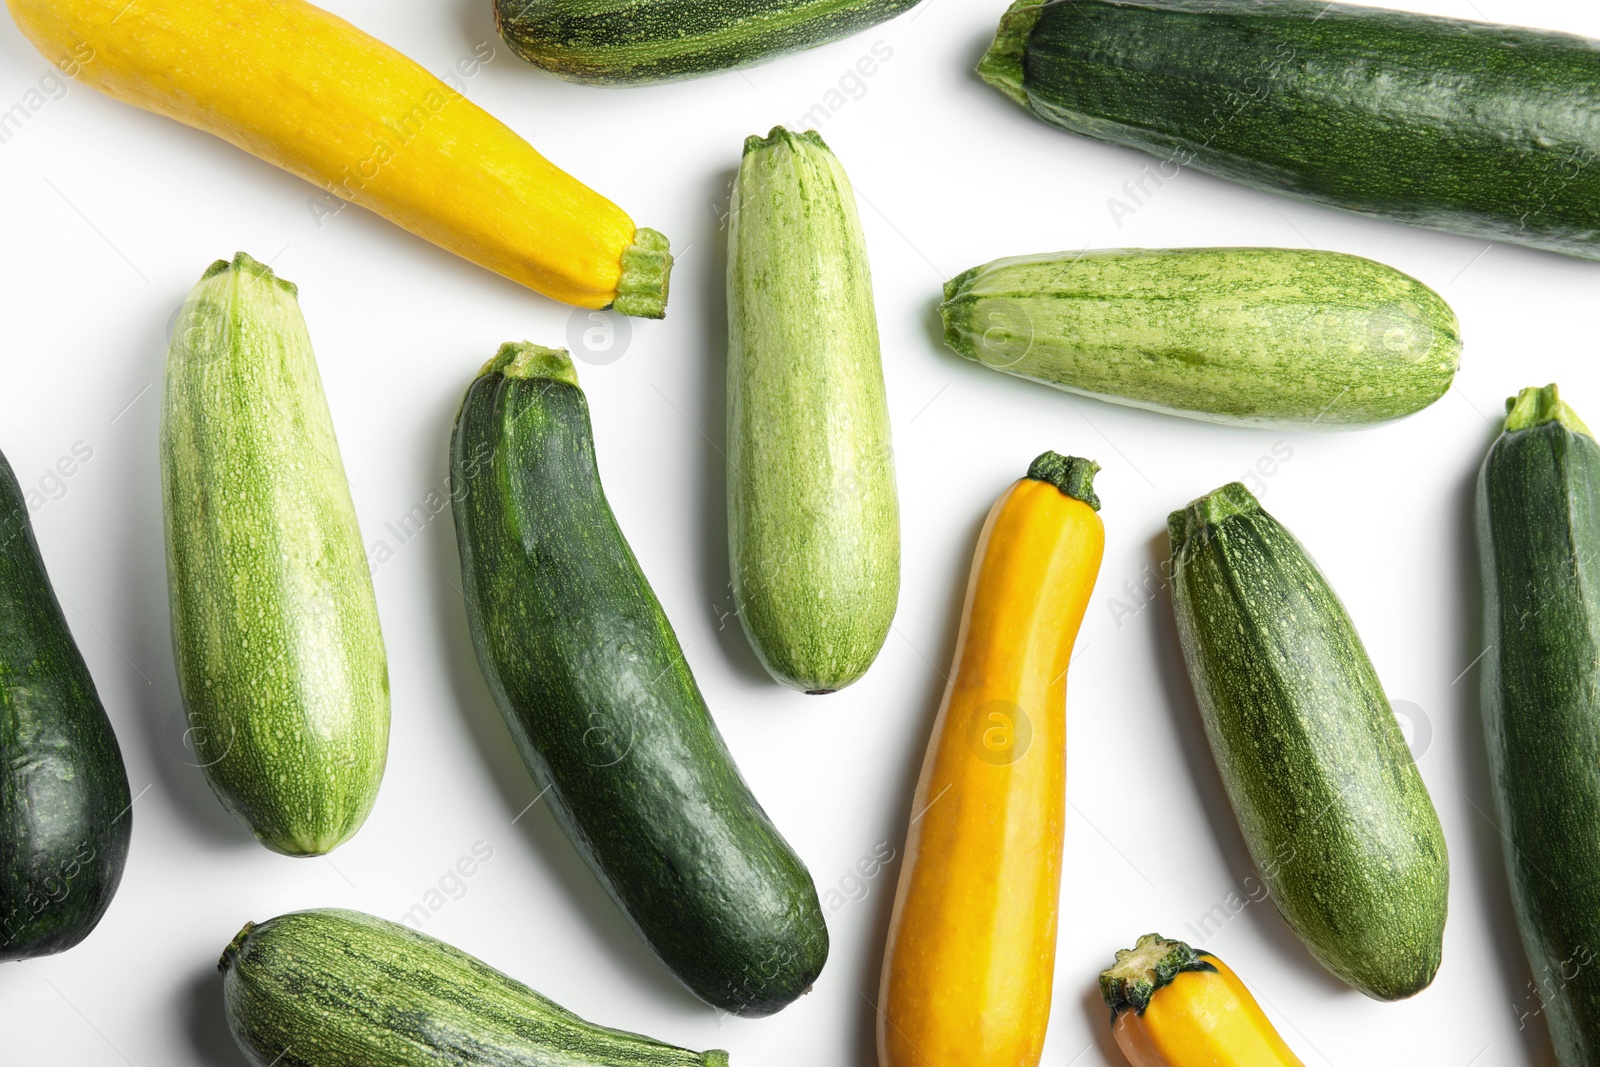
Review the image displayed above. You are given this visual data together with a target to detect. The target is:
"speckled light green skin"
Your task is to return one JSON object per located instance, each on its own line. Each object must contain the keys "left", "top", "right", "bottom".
{"left": 981, "top": 0, "right": 1600, "bottom": 260}
{"left": 727, "top": 127, "right": 899, "bottom": 694}
{"left": 161, "top": 253, "right": 389, "bottom": 857}
{"left": 1168, "top": 484, "right": 1448, "bottom": 1000}
{"left": 220, "top": 909, "right": 731, "bottom": 1067}
{"left": 941, "top": 248, "right": 1461, "bottom": 429}
{"left": 1479, "top": 386, "right": 1600, "bottom": 1066}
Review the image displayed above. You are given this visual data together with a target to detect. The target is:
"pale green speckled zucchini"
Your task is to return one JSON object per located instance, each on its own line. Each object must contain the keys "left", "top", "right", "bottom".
{"left": 727, "top": 127, "right": 899, "bottom": 694}
{"left": 162, "top": 252, "right": 388, "bottom": 856}
{"left": 941, "top": 247, "right": 1461, "bottom": 429}
{"left": 221, "top": 909, "right": 730, "bottom": 1067}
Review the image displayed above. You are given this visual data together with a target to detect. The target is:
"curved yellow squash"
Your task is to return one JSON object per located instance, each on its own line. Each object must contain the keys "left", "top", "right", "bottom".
{"left": 1101, "top": 934, "right": 1305, "bottom": 1067}
{"left": 878, "top": 452, "right": 1104, "bottom": 1067}
{"left": 6, "top": 0, "right": 672, "bottom": 315}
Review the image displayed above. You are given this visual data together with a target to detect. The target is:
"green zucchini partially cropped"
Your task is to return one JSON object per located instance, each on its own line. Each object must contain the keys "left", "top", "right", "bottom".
{"left": 981, "top": 0, "right": 1600, "bottom": 260}
{"left": 0, "top": 449, "right": 131, "bottom": 960}
{"left": 1479, "top": 385, "right": 1600, "bottom": 1066}
{"left": 221, "top": 909, "right": 730, "bottom": 1067}
{"left": 728, "top": 127, "right": 899, "bottom": 693}
{"left": 941, "top": 248, "right": 1460, "bottom": 429}
{"left": 1168, "top": 483, "right": 1448, "bottom": 1000}
{"left": 451, "top": 343, "right": 827, "bottom": 1016}
{"left": 161, "top": 252, "right": 389, "bottom": 857}
{"left": 496, "top": 0, "right": 915, "bottom": 84}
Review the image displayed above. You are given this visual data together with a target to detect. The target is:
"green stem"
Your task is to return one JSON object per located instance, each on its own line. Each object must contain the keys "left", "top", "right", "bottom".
{"left": 1168, "top": 481, "right": 1260, "bottom": 549}
{"left": 977, "top": 0, "right": 1044, "bottom": 108}
{"left": 480, "top": 341, "right": 580, "bottom": 387}
{"left": 1098, "top": 933, "right": 1218, "bottom": 1020}
{"left": 612, "top": 228, "right": 673, "bottom": 319}
{"left": 218, "top": 921, "right": 256, "bottom": 973}
{"left": 1027, "top": 451, "right": 1101, "bottom": 510}
{"left": 1505, "top": 383, "right": 1592, "bottom": 437}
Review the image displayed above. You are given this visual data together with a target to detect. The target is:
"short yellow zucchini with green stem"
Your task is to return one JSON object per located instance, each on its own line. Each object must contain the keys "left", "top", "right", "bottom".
{"left": 163, "top": 253, "right": 389, "bottom": 856}
{"left": 727, "top": 127, "right": 899, "bottom": 694}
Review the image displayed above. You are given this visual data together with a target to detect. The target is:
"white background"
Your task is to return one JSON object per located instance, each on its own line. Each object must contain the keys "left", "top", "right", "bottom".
{"left": 0, "top": 0, "right": 1596, "bottom": 1063}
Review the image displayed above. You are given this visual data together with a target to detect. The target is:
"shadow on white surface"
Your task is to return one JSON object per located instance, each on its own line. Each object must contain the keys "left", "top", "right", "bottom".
{"left": 180, "top": 964, "right": 250, "bottom": 1067}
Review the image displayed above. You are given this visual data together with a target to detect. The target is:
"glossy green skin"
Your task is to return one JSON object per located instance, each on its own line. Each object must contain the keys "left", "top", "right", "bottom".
{"left": 941, "top": 248, "right": 1461, "bottom": 429}
{"left": 1479, "top": 394, "right": 1600, "bottom": 1065}
{"left": 0, "top": 450, "right": 131, "bottom": 960}
{"left": 1168, "top": 484, "right": 1448, "bottom": 1000}
{"left": 451, "top": 345, "right": 828, "bottom": 1015}
{"left": 161, "top": 253, "right": 389, "bottom": 857}
{"left": 496, "top": 0, "right": 917, "bottom": 84}
{"left": 728, "top": 128, "right": 899, "bottom": 693}
{"left": 984, "top": 0, "right": 1600, "bottom": 260}
{"left": 221, "top": 909, "right": 731, "bottom": 1067}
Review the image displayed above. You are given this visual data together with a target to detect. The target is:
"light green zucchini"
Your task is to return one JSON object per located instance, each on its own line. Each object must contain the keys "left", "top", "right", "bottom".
{"left": 727, "top": 126, "right": 899, "bottom": 694}
{"left": 940, "top": 247, "right": 1461, "bottom": 429}
{"left": 161, "top": 252, "right": 389, "bottom": 856}
{"left": 221, "top": 909, "right": 730, "bottom": 1067}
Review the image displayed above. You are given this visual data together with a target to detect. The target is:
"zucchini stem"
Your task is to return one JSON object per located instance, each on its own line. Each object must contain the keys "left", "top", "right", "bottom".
{"left": 1168, "top": 481, "right": 1260, "bottom": 549}
{"left": 480, "top": 342, "right": 580, "bottom": 387}
{"left": 612, "top": 228, "right": 673, "bottom": 319}
{"left": 977, "top": 0, "right": 1044, "bottom": 107}
{"left": 1098, "top": 933, "right": 1217, "bottom": 1020}
{"left": 1027, "top": 452, "right": 1101, "bottom": 510}
{"left": 218, "top": 921, "right": 256, "bottom": 973}
{"left": 1505, "top": 383, "right": 1592, "bottom": 437}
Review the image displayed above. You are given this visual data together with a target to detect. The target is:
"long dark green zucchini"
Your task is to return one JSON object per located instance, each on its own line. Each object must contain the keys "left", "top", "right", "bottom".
{"left": 0, "top": 449, "right": 131, "bottom": 960}
{"left": 1479, "top": 385, "right": 1600, "bottom": 1066}
{"left": 450, "top": 343, "right": 827, "bottom": 1016}
{"left": 940, "top": 248, "right": 1461, "bottom": 429}
{"left": 981, "top": 0, "right": 1600, "bottom": 260}
{"left": 1168, "top": 482, "right": 1448, "bottom": 1000}
{"left": 221, "top": 909, "right": 730, "bottom": 1067}
{"left": 496, "top": 0, "right": 917, "bottom": 84}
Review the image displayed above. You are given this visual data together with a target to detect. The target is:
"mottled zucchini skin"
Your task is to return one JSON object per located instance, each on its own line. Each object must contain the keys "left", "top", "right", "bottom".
{"left": 941, "top": 247, "right": 1460, "bottom": 429}
{"left": 982, "top": 0, "right": 1600, "bottom": 260}
{"left": 496, "top": 0, "right": 918, "bottom": 84}
{"left": 161, "top": 253, "right": 390, "bottom": 857}
{"left": 1479, "top": 386, "right": 1600, "bottom": 1066}
{"left": 451, "top": 344, "right": 827, "bottom": 1016}
{"left": 727, "top": 128, "right": 899, "bottom": 693}
{"left": 220, "top": 909, "right": 731, "bottom": 1067}
{"left": 1168, "top": 483, "right": 1448, "bottom": 1000}
{"left": 0, "top": 449, "right": 131, "bottom": 960}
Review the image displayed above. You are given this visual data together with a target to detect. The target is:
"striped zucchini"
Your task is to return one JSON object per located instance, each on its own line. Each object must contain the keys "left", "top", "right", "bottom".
{"left": 980, "top": 0, "right": 1600, "bottom": 260}
{"left": 220, "top": 909, "right": 730, "bottom": 1067}
{"left": 161, "top": 253, "right": 389, "bottom": 856}
{"left": 1479, "top": 385, "right": 1600, "bottom": 1065}
{"left": 940, "top": 248, "right": 1461, "bottom": 429}
{"left": 496, "top": 0, "right": 918, "bottom": 84}
{"left": 451, "top": 344, "right": 827, "bottom": 1015}
{"left": 728, "top": 127, "right": 899, "bottom": 693}
{"left": 0, "top": 448, "right": 132, "bottom": 960}
{"left": 1168, "top": 482, "right": 1448, "bottom": 1000}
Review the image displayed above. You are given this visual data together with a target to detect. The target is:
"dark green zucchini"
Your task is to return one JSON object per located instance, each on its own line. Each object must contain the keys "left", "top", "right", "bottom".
{"left": 0, "top": 447, "right": 131, "bottom": 960}
{"left": 496, "top": 0, "right": 916, "bottom": 84}
{"left": 450, "top": 343, "right": 827, "bottom": 1016}
{"left": 1479, "top": 385, "right": 1600, "bottom": 1066}
{"left": 1168, "top": 482, "right": 1448, "bottom": 1000}
{"left": 981, "top": 0, "right": 1600, "bottom": 260}
{"left": 221, "top": 909, "right": 730, "bottom": 1067}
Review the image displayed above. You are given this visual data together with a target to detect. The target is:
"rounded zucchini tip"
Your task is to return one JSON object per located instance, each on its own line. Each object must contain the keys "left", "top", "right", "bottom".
{"left": 1504, "top": 383, "right": 1591, "bottom": 437}
{"left": 703, "top": 1052, "right": 732, "bottom": 1067}
{"left": 1026, "top": 452, "right": 1101, "bottom": 509}
{"left": 479, "top": 342, "right": 580, "bottom": 386}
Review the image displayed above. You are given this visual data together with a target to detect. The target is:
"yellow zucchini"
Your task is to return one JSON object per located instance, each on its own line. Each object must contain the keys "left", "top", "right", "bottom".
{"left": 878, "top": 453, "right": 1104, "bottom": 1067}
{"left": 1100, "top": 934, "right": 1304, "bottom": 1067}
{"left": 7, "top": 0, "right": 672, "bottom": 316}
